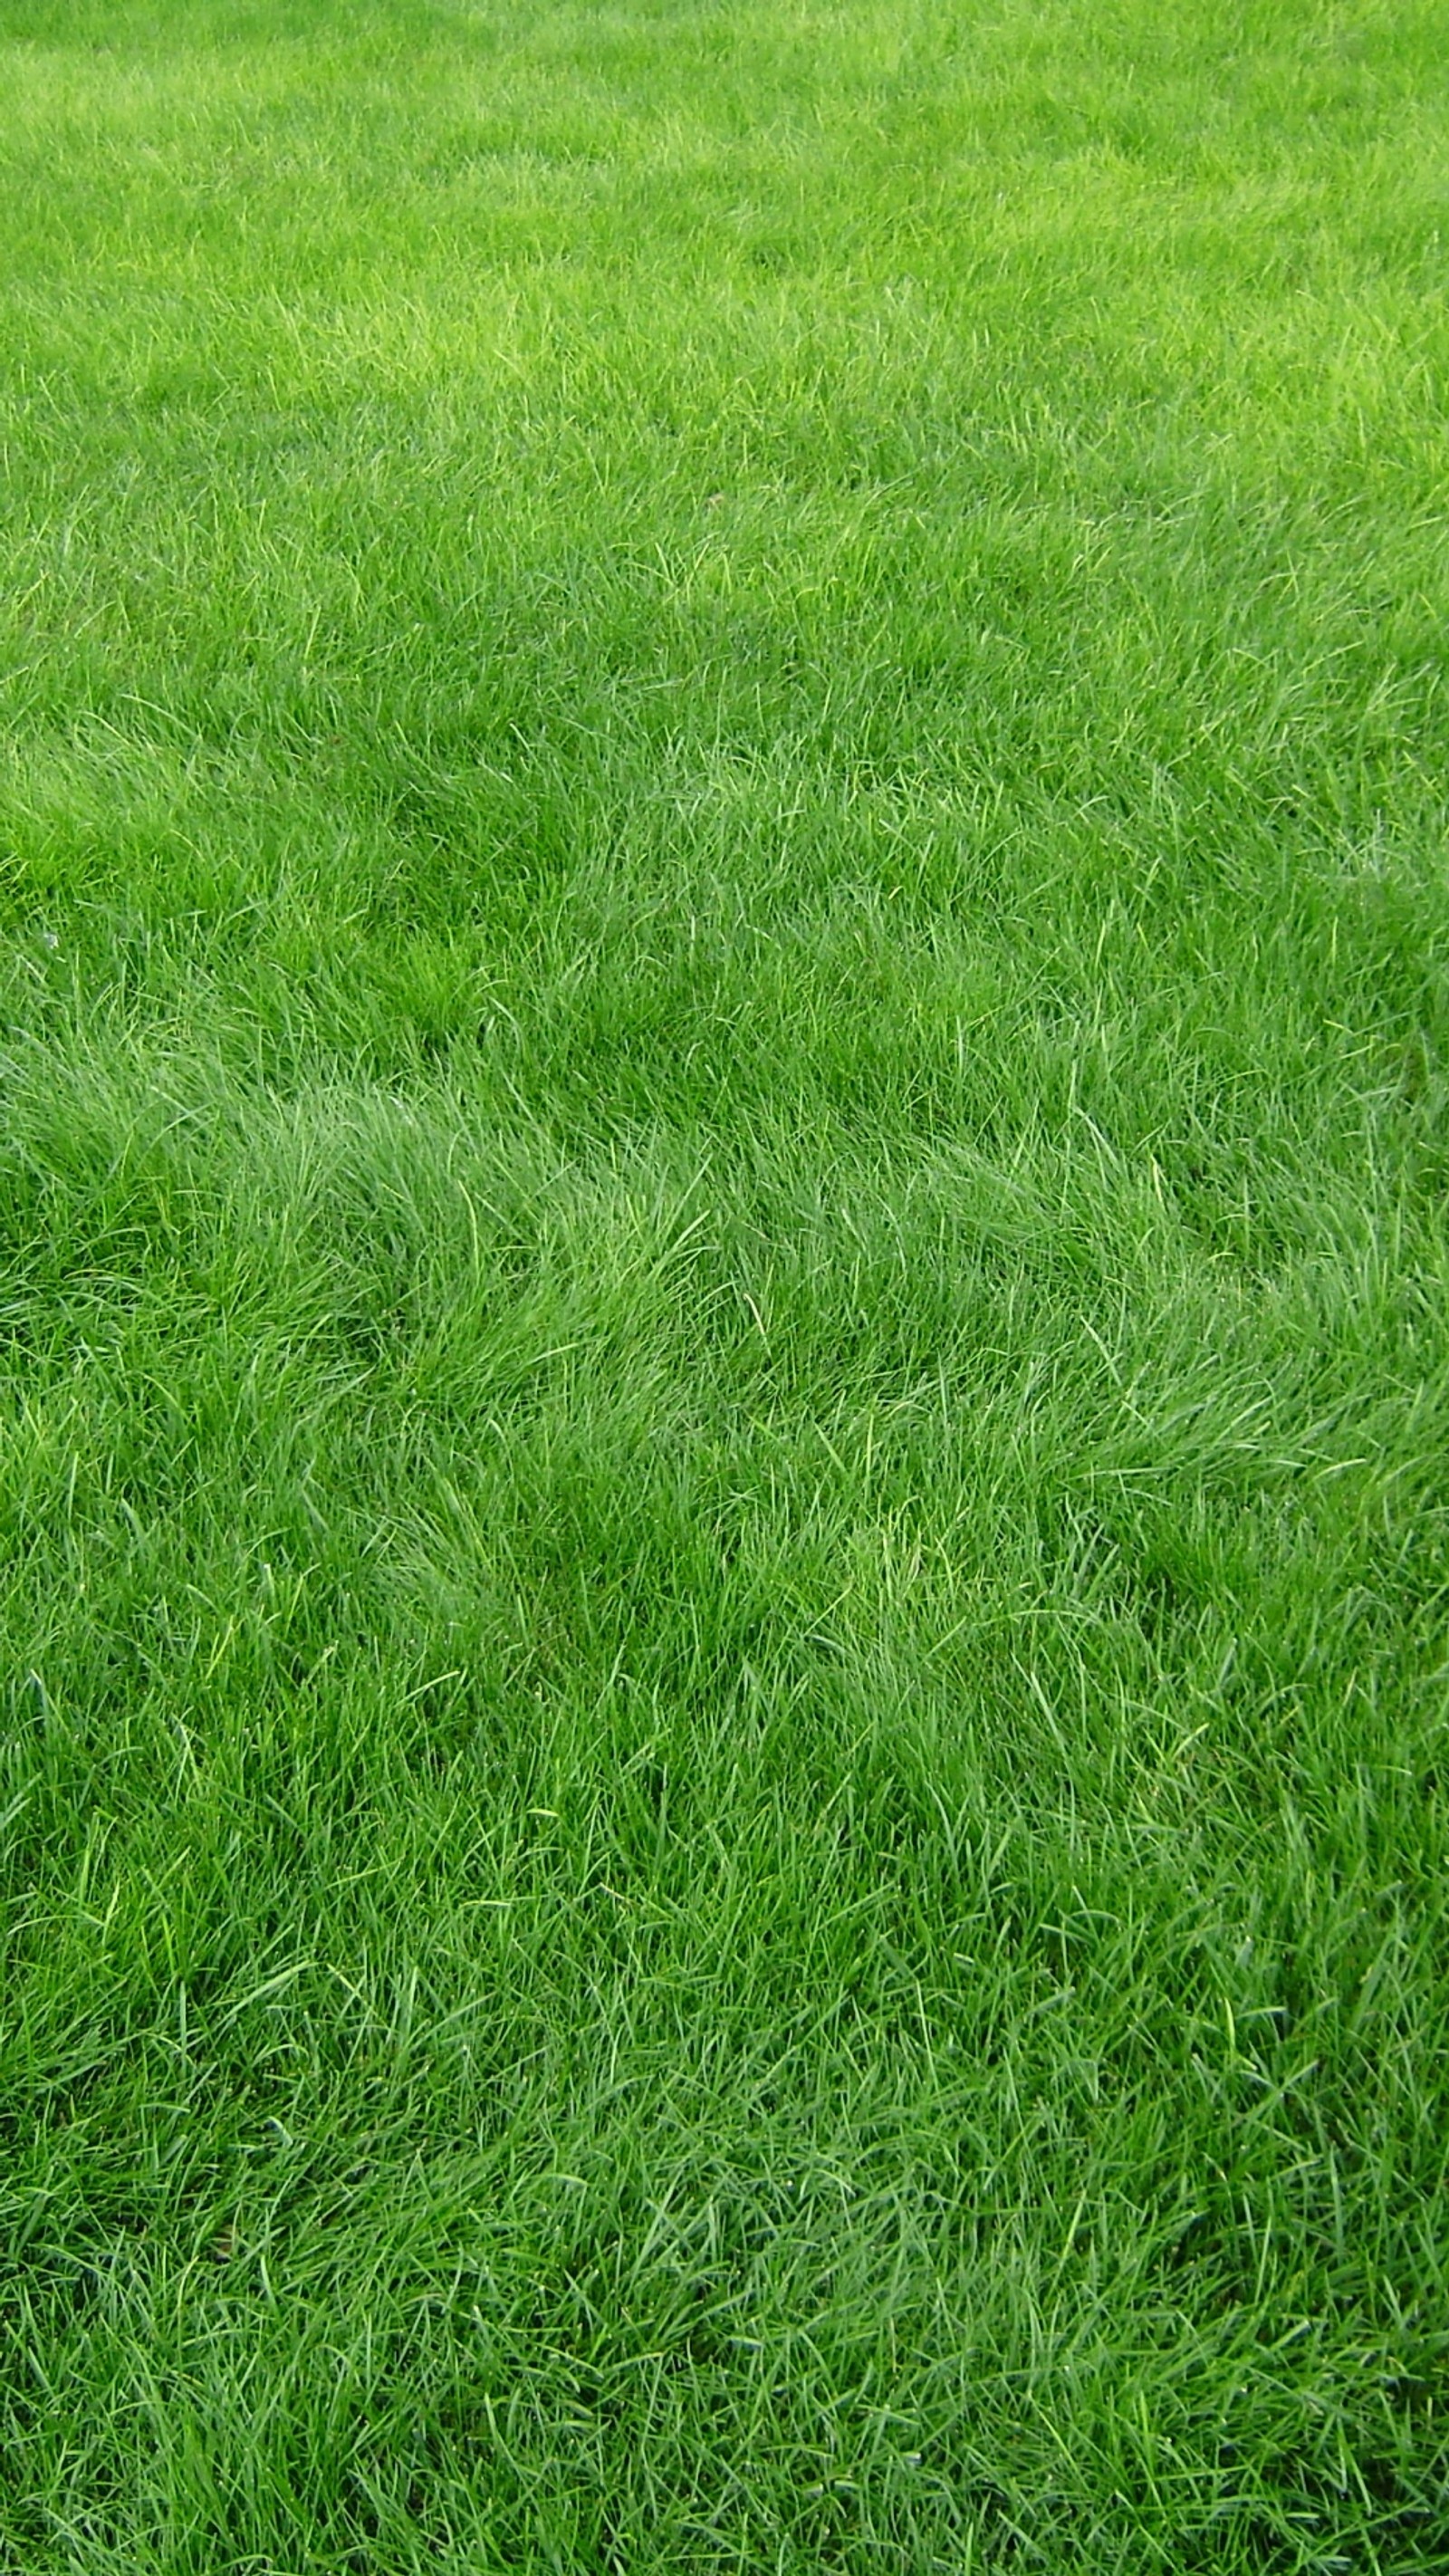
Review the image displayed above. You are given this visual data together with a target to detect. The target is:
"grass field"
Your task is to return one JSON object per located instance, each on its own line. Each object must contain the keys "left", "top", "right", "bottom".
{"left": 2, "top": 0, "right": 1448, "bottom": 2565}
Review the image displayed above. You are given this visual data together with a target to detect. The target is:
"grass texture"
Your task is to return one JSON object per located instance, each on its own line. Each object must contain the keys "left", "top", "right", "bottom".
{"left": 2, "top": 0, "right": 1448, "bottom": 2566}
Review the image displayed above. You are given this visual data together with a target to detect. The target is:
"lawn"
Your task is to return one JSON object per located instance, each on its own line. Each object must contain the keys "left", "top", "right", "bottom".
{"left": 2, "top": 0, "right": 1447, "bottom": 2565}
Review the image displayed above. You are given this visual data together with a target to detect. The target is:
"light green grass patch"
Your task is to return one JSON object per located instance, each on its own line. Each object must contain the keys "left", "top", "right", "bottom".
{"left": 2, "top": 0, "right": 1447, "bottom": 2567}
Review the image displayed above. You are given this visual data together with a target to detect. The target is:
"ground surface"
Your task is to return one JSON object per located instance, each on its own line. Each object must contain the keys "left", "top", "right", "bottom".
{"left": 2, "top": 1, "right": 1447, "bottom": 2567}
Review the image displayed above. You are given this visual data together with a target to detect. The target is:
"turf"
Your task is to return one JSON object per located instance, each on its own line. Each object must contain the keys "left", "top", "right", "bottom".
{"left": 2, "top": 0, "right": 1447, "bottom": 2565}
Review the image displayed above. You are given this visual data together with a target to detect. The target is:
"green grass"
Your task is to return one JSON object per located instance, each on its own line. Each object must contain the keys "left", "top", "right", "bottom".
{"left": 2, "top": 0, "right": 1448, "bottom": 2564}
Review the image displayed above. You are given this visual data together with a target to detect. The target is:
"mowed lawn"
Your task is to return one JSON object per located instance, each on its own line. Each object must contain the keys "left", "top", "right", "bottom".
{"left": 2, "top": 0, "right": 1447, "bottom": 2565}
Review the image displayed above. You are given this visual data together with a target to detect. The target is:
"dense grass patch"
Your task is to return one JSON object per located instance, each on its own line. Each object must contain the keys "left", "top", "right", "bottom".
{"left": 3, "top": 0, "right": 1447, "bottom": 2565}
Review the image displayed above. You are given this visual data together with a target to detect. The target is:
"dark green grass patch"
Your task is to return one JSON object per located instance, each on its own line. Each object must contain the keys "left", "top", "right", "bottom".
{"left": 3, "top": 0, "right": 1448, "bottom": 2566}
